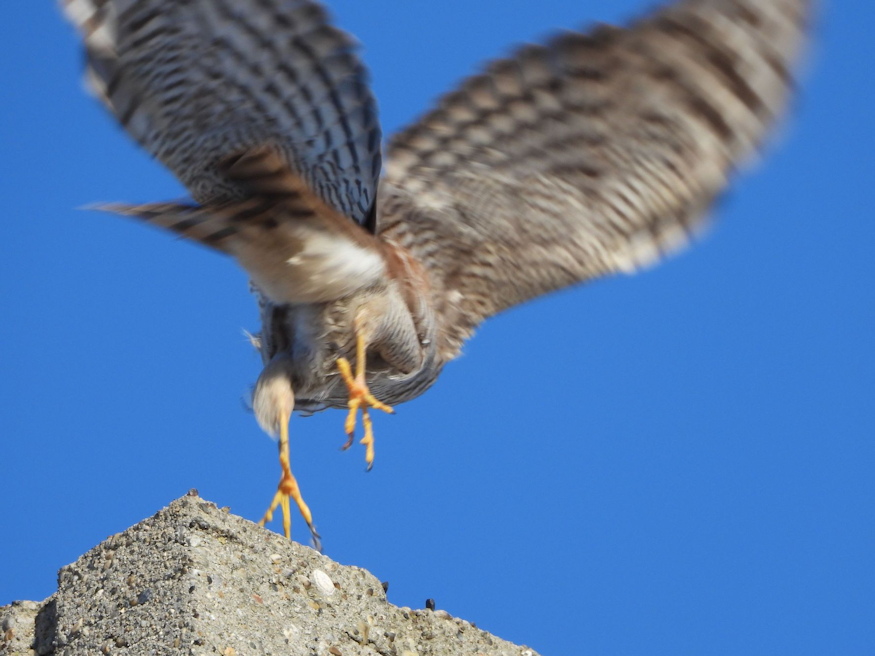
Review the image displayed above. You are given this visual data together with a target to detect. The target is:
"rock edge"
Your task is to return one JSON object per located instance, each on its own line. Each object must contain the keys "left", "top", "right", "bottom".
{"left": 1, "top": 493, "right": 539, "bottom": 656}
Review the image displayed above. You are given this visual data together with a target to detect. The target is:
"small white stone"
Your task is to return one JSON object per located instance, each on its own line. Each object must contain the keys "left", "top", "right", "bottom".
{"left": 311, "top": 569, "right": 336, "bottom": 597}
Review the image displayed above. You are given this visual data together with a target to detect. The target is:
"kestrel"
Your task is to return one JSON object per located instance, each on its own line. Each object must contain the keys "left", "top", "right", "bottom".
{"left": 61, "top": 0, "right": 811, "bottom": 545}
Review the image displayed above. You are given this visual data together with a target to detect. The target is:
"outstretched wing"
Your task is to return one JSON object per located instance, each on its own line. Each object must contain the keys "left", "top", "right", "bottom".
{"left": 379, "top": 0, "right": 811, "bottom": 353}
{"left": 61, "top": 0, "right": 381, "bottom": 227}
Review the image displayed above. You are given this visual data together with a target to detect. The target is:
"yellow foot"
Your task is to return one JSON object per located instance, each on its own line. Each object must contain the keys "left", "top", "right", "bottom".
{"left": 336, "top": 334, "right": 394, "bottom": 471}
{"left": 257, "top": 414, "right": 321, "bottom": 551}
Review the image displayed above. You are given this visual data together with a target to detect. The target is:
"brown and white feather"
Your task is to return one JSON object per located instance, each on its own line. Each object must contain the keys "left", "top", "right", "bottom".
{"left": 379, "top": 0, "right": 810, "bottom": 357}
{"left": 100, "top": 148, "right": 387, "bottom": 305}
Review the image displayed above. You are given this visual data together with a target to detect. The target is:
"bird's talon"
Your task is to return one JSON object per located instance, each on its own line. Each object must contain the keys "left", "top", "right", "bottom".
{"left": 337, "top": 335, "right": 393, "bottom": 468}
{"left": 259, "top": 415, "right": 318, "bottom": 545}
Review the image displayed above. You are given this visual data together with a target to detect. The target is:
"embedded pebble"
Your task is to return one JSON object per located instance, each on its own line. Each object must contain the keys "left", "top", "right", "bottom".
{"left": 312, "top": 569, "right": 336, "bottom": 597}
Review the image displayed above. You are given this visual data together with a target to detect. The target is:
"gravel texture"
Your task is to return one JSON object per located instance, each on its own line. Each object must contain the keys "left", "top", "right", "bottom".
{"left": 1, "top": 493, "right": 539, "bottom": 656}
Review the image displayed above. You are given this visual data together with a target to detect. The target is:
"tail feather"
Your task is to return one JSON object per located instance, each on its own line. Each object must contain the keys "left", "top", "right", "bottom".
{"left": 91, "top": 145, "right": 386, "bottom": 304}
{"left": 91, "top": 147, "right": 344, "bottom": 254}
{"left": 93, "top": 201, "right": 247, "bottom": 254}
{"left": 218, "top": 148, "right": 311, "bottom": 199}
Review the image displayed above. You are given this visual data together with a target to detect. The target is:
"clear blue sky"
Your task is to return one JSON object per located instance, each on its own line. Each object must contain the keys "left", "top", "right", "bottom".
{"left": 1, "top": 1, "right": 873, "bottom": 654}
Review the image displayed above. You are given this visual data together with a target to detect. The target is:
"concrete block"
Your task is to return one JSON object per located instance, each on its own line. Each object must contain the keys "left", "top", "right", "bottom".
{"left": 1, "top": 493, "right": 539, "bottom": 656}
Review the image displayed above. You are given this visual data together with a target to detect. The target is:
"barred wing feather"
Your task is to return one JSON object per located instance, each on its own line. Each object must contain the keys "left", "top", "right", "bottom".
{"left": 61, "top": 0, "right": 381, "bottom": 227}
{"left": 379, "top": 0, "right": 810, "bottom": 347}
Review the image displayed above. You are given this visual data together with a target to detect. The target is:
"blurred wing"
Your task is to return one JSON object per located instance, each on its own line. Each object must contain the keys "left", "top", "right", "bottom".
{"left": 61, "top": 0, "right": 381, "bottom": 227}
{"left": 379, "top": 0, "right": 811, "bottom": 349}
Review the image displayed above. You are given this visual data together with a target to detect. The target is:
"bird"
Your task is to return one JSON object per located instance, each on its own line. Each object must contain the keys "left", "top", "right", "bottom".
{"left": 60, "top": 0, "right": 811, "bottom": 545}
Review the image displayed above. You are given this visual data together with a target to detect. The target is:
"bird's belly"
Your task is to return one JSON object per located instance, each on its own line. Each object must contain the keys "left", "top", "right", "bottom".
{"left": 295, "top": 363, "right": 443, "bottom": 415}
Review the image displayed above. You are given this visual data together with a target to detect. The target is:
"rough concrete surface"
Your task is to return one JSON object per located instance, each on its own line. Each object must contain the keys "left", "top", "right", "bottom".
{"left": 1, "top": 493, "right": 539, "bottom": 656}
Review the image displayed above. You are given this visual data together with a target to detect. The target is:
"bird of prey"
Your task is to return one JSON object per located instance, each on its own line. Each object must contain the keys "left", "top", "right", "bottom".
{"left": 61, "top": 0, "right": 811, "bottom": 545}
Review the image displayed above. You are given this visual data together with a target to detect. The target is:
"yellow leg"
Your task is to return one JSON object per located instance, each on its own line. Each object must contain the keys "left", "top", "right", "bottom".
{"left": 336, "top": 334, "right": 393, "bottom": 470}
{"left": 258, "top": 412, "right": 321, "bottom": 550}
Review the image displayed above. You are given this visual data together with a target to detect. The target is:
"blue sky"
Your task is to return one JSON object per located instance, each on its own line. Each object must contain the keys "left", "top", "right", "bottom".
{"left": 1, "top": 1, "right": 873, "bottom": 654}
